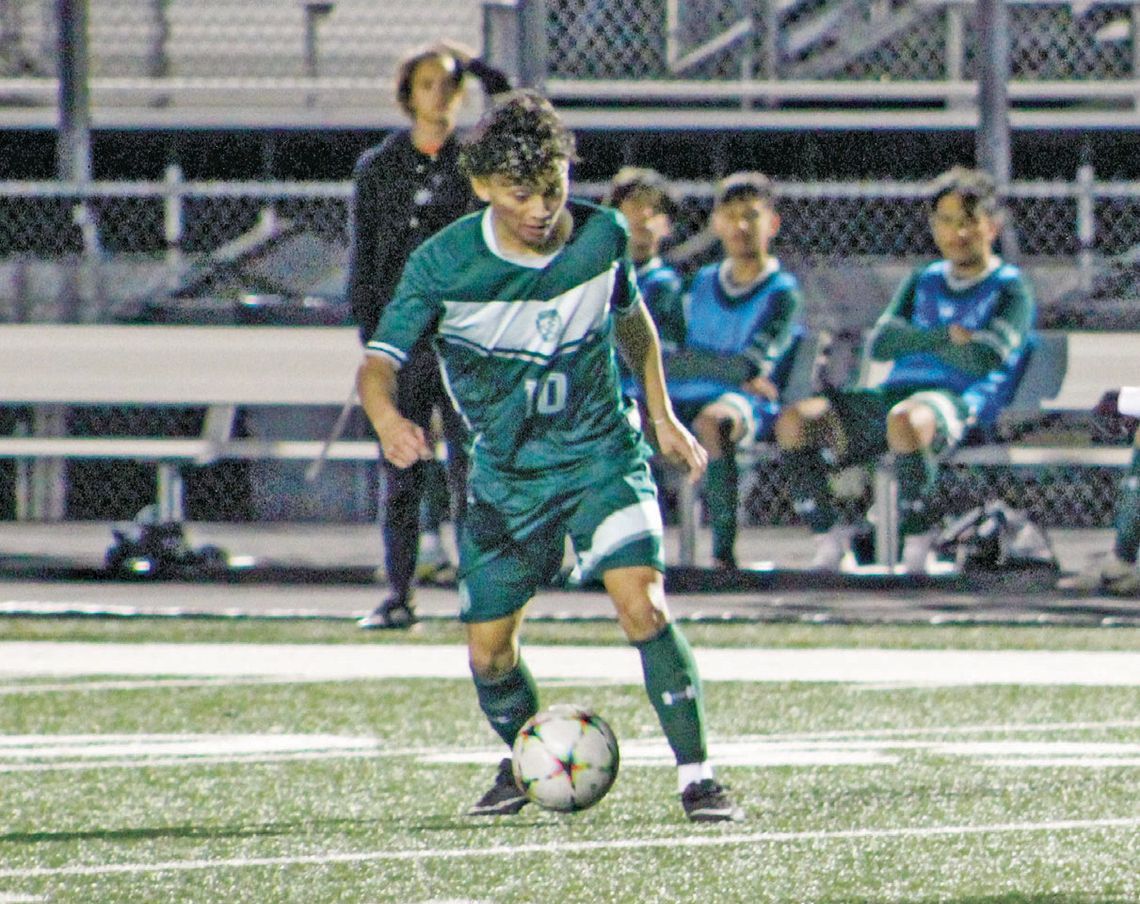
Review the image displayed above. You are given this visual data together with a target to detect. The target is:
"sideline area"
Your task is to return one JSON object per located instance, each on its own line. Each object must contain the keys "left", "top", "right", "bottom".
{"left": 1, "top": 523, "right": 1138, "bottom": 627}
{"left": 3, "top": 642, "right": 1140, "bottom": 686}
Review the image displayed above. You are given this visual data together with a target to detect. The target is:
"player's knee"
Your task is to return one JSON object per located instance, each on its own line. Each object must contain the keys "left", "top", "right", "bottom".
{"left": 886, "top": 405, "right": 928, "bottom": 454}
{"left": 468, "top": 646, "right": 518, "bottom": 682}
{"left": 466, "top": 622, "right": 521, "bottom": 680}
{"left": 619, "top": 604, "right": 670, "bottom": 645}
{"left": 775, "top": 404, "right": 809, "bottom": 450}
{"left": 604, "top": 566, "right": 669, "bottom": 642}
{"left": 692, "top": 410, "right": 731, "bottom": 455}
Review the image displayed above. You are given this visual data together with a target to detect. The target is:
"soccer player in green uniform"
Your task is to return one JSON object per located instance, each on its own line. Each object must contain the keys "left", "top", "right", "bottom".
{"left": 356, "top": 90, "right": 744, "bottom": 822}
{"left": 774, "top": 166, "right": 1036, "bottom": 573}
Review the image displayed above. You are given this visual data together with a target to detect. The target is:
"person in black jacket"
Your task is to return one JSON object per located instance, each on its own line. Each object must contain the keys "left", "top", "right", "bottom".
{"left": 350, "top": 42, "right": 510, "bottom": 629}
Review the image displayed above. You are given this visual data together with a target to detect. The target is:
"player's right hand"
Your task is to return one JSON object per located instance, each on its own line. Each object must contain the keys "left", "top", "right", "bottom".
{"left": 653, "top": 415, "right": 708, "bottom": 483}
{"left": 377, "top": 417, "right": 432, "bottom": 469}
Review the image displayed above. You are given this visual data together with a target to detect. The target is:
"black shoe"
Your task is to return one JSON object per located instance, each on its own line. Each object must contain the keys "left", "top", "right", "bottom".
{"left": 468, "top": 757, "right": 529, "bottom": 816}
{"left": 681, "top": 779, "right": 744, "bottom": 823}
{"left": 357, "top": 596, "right": 416, "bottom": 630}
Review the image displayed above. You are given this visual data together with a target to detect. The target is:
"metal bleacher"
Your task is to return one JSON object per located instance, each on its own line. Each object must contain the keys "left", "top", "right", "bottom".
{"left": 2, "top": 0, "right": 1139, "bottom": 130}
{"left": 0, "top": 0, "right": 486, "bottom": 127}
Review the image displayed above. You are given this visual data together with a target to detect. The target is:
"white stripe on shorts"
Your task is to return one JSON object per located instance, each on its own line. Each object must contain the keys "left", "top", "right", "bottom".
{"left": 903, "top": 390, "right": 966, "bottom": 449}
{"left": 571, "top": 496, "right": 664, "bottom": 583}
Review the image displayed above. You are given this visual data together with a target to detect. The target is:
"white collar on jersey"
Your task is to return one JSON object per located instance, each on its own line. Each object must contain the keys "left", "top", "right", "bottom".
{"left": 717, "top": 257, "right": 779, "bottom": 297}
{"left": 944, "top": 256, "right": 1002, "bottom": 292}
{"left": 481, "top": 208, "right": 563, "bottom": 270}
{"left": 636, "top": 255, "right": 664, "bottom": 277}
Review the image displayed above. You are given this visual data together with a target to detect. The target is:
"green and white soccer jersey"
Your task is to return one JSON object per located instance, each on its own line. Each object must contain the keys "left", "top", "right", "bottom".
{"left": 366, "top": 200, "right": 664, "bottom": 617}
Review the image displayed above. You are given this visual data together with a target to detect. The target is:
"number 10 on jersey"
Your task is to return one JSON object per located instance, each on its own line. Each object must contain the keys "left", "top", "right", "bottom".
{"left": 524, "top": 372, "right": 568, "bottom": 415}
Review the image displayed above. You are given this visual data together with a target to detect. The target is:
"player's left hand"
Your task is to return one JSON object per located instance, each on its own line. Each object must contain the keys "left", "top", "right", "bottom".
{"left": 742, "top": 375, "right": 779, "bottom": 401}
{"left": 652, "top": 414, "right": 708, "bottom": 482}
{"left": 435, "top": 39, "right": 475, "bottom": 66}
{"left": 948, "top": 324, "right": 973, "bottom": 346}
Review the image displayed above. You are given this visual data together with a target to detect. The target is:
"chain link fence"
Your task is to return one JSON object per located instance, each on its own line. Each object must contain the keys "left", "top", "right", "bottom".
{"left": 1, "top": 173, "right": 1138, "bottom": 531}
{"left": 545, "top": 0, "right": 1140, "bottom": 83}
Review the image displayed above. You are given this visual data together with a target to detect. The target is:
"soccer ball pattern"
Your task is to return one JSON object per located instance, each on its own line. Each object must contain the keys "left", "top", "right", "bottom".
{"left": 511, "top": 704, "right": 620, "bottom": 812}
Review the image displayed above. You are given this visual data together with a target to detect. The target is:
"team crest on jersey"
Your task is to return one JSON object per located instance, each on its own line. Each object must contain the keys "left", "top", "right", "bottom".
{"left": 535, "top": 309, "right": 563, "bottom": 342}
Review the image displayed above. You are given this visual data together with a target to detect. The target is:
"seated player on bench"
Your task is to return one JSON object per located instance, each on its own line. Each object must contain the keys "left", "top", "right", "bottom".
{"left": 773, "top": 166, "right": 1036, "bottom": 574}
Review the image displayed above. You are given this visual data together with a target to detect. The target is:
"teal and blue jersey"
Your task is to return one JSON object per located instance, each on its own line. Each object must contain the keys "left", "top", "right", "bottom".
{"left": 666, "top": 259, "right": 803, "bottom": 405}
{"left": 868, "top": 259, "right": 1036, "bottom": 427}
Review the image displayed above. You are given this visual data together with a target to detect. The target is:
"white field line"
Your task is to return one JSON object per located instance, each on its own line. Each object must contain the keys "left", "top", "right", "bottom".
{"left": 3, "top": 643, "right": 1140, "bottom": 685}
{"left": 1, "top": 817, "right": 1137, "bottom": 880}
{"left": 4, "top": 720, "right": 1140, "bottom": 773}
{"left": 0, "top": 749, "right": 382, "bottom": 773}
{"left": 0, "top": 677, "right": 326, "bottom": 695}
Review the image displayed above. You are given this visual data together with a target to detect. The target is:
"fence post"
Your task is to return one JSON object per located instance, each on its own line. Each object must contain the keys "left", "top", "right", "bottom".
{"left": 1076, "top": 163, "right": 1096, "bottom": 295}
{"left": 164, "top": 163, "right": 184, "bottom": 289}
{"left": 944, "top": 1, "right": 968, "bottom": 111}
{"left": 1133, "top": 1, "right": 1140, "bottom": 113}
{"left": 482, "top": 0, "right": 522, "bottom": 87}
{"left": 517, "top": 0, "right": 547, "bottom": 89}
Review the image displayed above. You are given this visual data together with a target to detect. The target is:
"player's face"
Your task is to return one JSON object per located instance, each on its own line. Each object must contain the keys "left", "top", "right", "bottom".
{"left": 712, "top": 196, "right": 779, "bottom": 262}
{"left": 618, "top": 190, "right": 671, "bottom": 264}
{"left": 473, "top": 161, "right": 572, "bottom": 256}
{"left": 407, "top": 56, "right": 464, "bottom": 128}
{"left": 930, "top": 192, "right": 1000, "bottom": 276}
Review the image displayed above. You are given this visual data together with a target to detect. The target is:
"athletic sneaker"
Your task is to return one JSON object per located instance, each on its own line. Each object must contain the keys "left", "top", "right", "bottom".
{"left": 810, "top": 526, "right": 854, "bottom": 571}
{"left": 681, "top": 779, "right": 744, "bottom": 823}
{"left": 357, "top": 595, "right": 416, "bottom": 630}
{"left": 468, "top": 757, "right": 529, "bottom": 816}
{"left": 1057, "top": 552, "right": 1140, "bottom": 595}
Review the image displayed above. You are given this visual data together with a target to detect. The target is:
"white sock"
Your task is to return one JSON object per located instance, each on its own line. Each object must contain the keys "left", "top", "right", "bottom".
{"left": 677, "top": 761, "right": 714, "bottom": 793}
{"left": 419, "top": 532, "right": 441, "bottom": 556}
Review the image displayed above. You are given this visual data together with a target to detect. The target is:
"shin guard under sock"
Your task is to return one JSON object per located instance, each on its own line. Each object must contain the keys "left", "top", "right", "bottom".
{"left": 472, "top": 659, "right": 539, "bottom": 748}
{"left": 896, "top": 449, "right": 937, "bottom": 536}
{"left": 635, "top": 623, "right": 707, "bottom": 765}
{"left": 705, "top": 457, "right": 738, "bottom": 562}
{"left": 785, "top": 448, "right": 837, "bottom": 533}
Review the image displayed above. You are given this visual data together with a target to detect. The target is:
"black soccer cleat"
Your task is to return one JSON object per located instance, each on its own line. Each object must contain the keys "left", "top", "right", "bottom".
{"left": 468, "top": 757, "right": 529, "bottom": 816}
{"left": 357, "top": 596, "right": 416, "bottom": 630}
{"left": 681, "top": 779, "right": 745, "bottom": 823}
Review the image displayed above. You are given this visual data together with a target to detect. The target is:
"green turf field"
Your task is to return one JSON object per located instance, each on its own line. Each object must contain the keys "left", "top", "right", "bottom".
{"left": 1, "top": 618, "right": 1137, "bottom": 903}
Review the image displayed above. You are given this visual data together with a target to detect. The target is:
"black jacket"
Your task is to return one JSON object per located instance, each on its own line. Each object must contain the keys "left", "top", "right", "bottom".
{"left": 346, "top": 59, "right": 510, "bottom": 344}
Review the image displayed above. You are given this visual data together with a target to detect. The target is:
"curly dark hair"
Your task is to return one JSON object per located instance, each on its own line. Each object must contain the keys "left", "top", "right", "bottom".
{"left": 458, "top": 89, "right": 578, "bottom": 183}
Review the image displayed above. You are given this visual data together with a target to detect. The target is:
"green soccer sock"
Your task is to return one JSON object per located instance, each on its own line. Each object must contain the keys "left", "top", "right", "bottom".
{"left": 634, "top": 623, "right": 708, "bottom": 766}
{"left": 785, "top": 448, "right": 836, "bottom": 533}
{"left": 705, "top": 457, "right": 738, "bottom": 562}
{"left": 1113, "top": 448, "right": 1140, "bottom": 564}
{"left": 896, "top": 449, "right": 937, "bottom": 536}
{"left": 472, "top": 659, "right": 539, "bottom": 748}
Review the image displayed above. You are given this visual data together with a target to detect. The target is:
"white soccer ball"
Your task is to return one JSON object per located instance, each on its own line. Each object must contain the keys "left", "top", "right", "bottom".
{"left": 511, "top": 704, "right": 620, "bottom": 812}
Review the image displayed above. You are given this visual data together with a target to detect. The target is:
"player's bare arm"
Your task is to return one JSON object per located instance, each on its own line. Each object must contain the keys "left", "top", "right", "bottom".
{"left": 615, "top": 301, "right": 708, "bottom": 482}
{"left": 356, "top": 355, "right": 431, "bottom": 468}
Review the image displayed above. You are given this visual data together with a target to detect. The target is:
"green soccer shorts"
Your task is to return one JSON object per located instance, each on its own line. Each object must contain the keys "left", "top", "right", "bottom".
{"left": 826, "top": 384, "right": 970, "bottom": 465}
{"left": 456, "top": 460, "right": 665, "bottom": 624}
